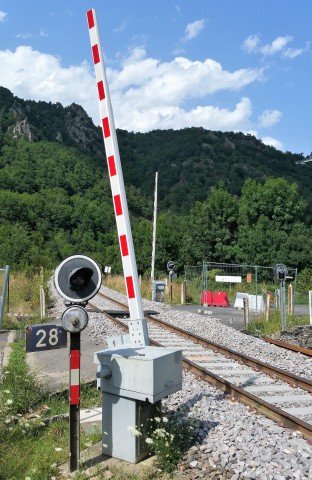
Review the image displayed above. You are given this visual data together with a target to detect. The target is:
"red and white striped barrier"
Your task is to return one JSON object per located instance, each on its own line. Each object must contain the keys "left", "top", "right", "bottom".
{"left": 86, "top": 9, "right": 149, "bottom": 346}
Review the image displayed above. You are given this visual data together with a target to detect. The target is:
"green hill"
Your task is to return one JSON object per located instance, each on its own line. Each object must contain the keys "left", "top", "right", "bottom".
{"left": 1, "top": 86, "right": 312, "bottom": 274}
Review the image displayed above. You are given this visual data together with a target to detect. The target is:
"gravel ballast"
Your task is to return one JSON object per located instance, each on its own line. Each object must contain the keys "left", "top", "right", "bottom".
{"left": 49, "top": 282, "right": 312, "bottom": 479}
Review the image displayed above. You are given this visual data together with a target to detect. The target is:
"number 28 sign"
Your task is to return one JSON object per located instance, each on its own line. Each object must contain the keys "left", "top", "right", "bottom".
{"left": 26, "top": 324, "right": 67, "bottom": 352}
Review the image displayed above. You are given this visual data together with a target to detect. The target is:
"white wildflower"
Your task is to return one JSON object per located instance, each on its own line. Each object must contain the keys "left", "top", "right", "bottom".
{"left": 154, "top": 416, "right": 161, "bottom": 423}
{"left": 3, "top": 389, "right": 10, "bottom": 394}
{"left": 145, "top": 437, "right": 153, "bottom": 444}
{"left": 55, "top": 447, "right": 63, "bottom": 452}
{"left": 6, "top": 399, "right": 13, "bottom": 406}
{"left": 162, "top": 416, "right": 168, "bottom": 423}
{"left": 102, "top": 443, "right": 108, "bottom": 448}
{"left": 127, "top": 425, "right": 141, "bottom": 436}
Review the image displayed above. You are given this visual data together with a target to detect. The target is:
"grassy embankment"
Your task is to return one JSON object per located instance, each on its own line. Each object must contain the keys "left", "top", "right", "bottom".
{"left": 0, "top": 272, "right": 162, "bottom": 479}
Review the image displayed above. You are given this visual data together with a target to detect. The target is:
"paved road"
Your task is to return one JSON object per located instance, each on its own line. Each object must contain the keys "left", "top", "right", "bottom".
{"left": 172, "top": 303, "right": 310, "bottom": 332}
{"left": 25, "top": 321, "right": 105, "bottom": 392}
{"left": 172, "top": 304, "right": 246, "bottom": 331}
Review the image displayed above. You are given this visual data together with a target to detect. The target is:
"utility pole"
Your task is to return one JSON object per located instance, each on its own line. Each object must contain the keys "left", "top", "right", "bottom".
{"left": 151, "top": 172, "right": 158, "bottom": 299}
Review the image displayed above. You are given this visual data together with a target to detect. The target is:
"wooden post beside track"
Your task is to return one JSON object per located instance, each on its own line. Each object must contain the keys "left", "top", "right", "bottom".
{"left": 243, "top": 297, "right": 249, "bottom": 328}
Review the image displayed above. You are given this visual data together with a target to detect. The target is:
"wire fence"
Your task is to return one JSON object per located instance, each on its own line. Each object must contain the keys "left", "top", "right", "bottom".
{"left": 184, "top": 262, "right": 298, "bottom": 322}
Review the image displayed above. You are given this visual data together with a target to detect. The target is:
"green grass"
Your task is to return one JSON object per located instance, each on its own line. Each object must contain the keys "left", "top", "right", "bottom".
{"left": 1, "top": 270, "right": 52, "bottom": 330}
{"left": 245, "top": 310, "right": 310, "bottom": 335}
{"left": 0, "top": 273, "right": 168, "bottom": 479}
{"left": 0, "top": 340, "right": 103, "bottom": 480}
{"left": 0, "top": 341, "right": 163, "bottom": 480}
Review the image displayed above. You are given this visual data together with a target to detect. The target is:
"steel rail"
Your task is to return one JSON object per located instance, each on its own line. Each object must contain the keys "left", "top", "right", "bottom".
{"left": 97, "top": 292, "right": 312, "bottom": 393}
{"left": 262, "top": 335, "right": 312, "bottom": 357}
{"left": 91, "top": 293, "right": 312, "bottom": 442}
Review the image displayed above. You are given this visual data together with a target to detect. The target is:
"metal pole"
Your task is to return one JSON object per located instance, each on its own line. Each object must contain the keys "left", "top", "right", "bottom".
{"left": 169, "top": 272, "right": 173, "bottom": 303}
{"left": 69, "top": 332, "right": 81, "bottom": 472}
{"left": 288, "top": 284, "right": 293, "bottom": 315}
{"left": 280, "top": 280, "right": 286, "bottom": 331}
{"left": 151, "top": 172, "right": 158, "bottom": 289}
{"left": 255, "top": 266, "right": 258, "bottom": 312}
{"left": 0, "top": 265, "right": 10, "bottom": 328}
{"left": 6, "top": 265, "right": 10, "bottom": 313}
{"left": 309, "top": 291, "right": 312, "bottom": 325}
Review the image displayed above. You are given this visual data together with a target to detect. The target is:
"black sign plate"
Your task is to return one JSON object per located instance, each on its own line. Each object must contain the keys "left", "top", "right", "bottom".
{"left": 26, "top": 324, "right": 67, "bottom": 352}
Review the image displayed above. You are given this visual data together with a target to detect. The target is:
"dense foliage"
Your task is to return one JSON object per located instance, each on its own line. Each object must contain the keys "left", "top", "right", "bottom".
{"left": 1, "top": 87, "right": 312, "bottom": 275}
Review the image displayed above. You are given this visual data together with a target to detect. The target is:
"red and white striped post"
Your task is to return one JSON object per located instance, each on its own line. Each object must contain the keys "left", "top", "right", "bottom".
{"left": 69, "top": 332, "right": 80, "bottom": 471}
{"left": 86, "top": 9, "right": 149, "bottom": 346}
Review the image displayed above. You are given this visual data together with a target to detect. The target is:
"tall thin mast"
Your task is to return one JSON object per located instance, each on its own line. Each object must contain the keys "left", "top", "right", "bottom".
{"left": 151, "top": 171, "right": 158, "bottom": 286}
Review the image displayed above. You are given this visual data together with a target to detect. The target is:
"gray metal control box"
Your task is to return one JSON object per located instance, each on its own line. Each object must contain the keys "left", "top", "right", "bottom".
{"left": 101, "top": 393, "right": 161, "bottom": 463}
{"left": 95, "top": 345, "right": 182, "bottom": 403}
{"left": 152, "top": 280, "right": 165, "bottom": 302}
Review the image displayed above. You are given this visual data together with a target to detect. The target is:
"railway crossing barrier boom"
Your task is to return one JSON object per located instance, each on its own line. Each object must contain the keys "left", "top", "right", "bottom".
{"left": 87, "top": 9, "right": 182, "bottom": 464}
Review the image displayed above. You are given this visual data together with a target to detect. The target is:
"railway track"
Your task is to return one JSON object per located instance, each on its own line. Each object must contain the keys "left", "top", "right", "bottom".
{"left": 263, "top": 336, "right": 312, "bottom": 357}
{"left": 90, "top": 291, "right": 312, "bottom": 442}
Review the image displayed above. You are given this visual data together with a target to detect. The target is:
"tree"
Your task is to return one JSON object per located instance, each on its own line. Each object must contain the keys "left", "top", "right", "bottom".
{"left": 182, "top": 187, "right": 239, "bottom": 265}
{"left": 237, "top": 178, "right": 311, "bottom": 268}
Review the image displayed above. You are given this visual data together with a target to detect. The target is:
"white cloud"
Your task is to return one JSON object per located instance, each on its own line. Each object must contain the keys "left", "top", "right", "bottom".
{"left": 117, "top": 97, "right": 253, "bottom": 132}
{"left": 261, "top": 35, "right": 293, "bottom": 55}
{"left": 242, "top": 34, "right": 260, "bottom": 53}
{"left": 258, "top": 109, "right": 282, "bottom": 128}
{"left": 16, "top": 32, "right": 33, "bottom": 39}
{"left": 0, "top": 46, "right": 99, "bottom": 121}
{"left": 282, "top": 41, "right": 310, "bottom": 59}
{"left": 0, "top": 45, "right": 265, "bottom": 136}
{"left": 261, "top": 136, "right": 283, "bottom": 151}
{"left": 0, "top": 11, "right": 7, "bottom": 22}
{"left": 111, "top": 48, "right": 264, "bottom": 102}
{"left": 183, "top": 19, "right": 205, "bottom": 41}
{"left": 242, "top": 34, "right": 309, "bottom": 60}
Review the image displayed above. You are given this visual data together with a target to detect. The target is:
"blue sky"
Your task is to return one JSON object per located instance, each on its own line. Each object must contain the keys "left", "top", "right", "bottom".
{"left": 0, "top": 0, "right": 311, "bottom": 156}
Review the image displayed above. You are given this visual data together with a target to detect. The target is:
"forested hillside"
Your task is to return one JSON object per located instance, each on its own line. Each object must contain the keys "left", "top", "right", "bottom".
{"left": 0, "top": 87, "right": 312, "bottom": 276}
